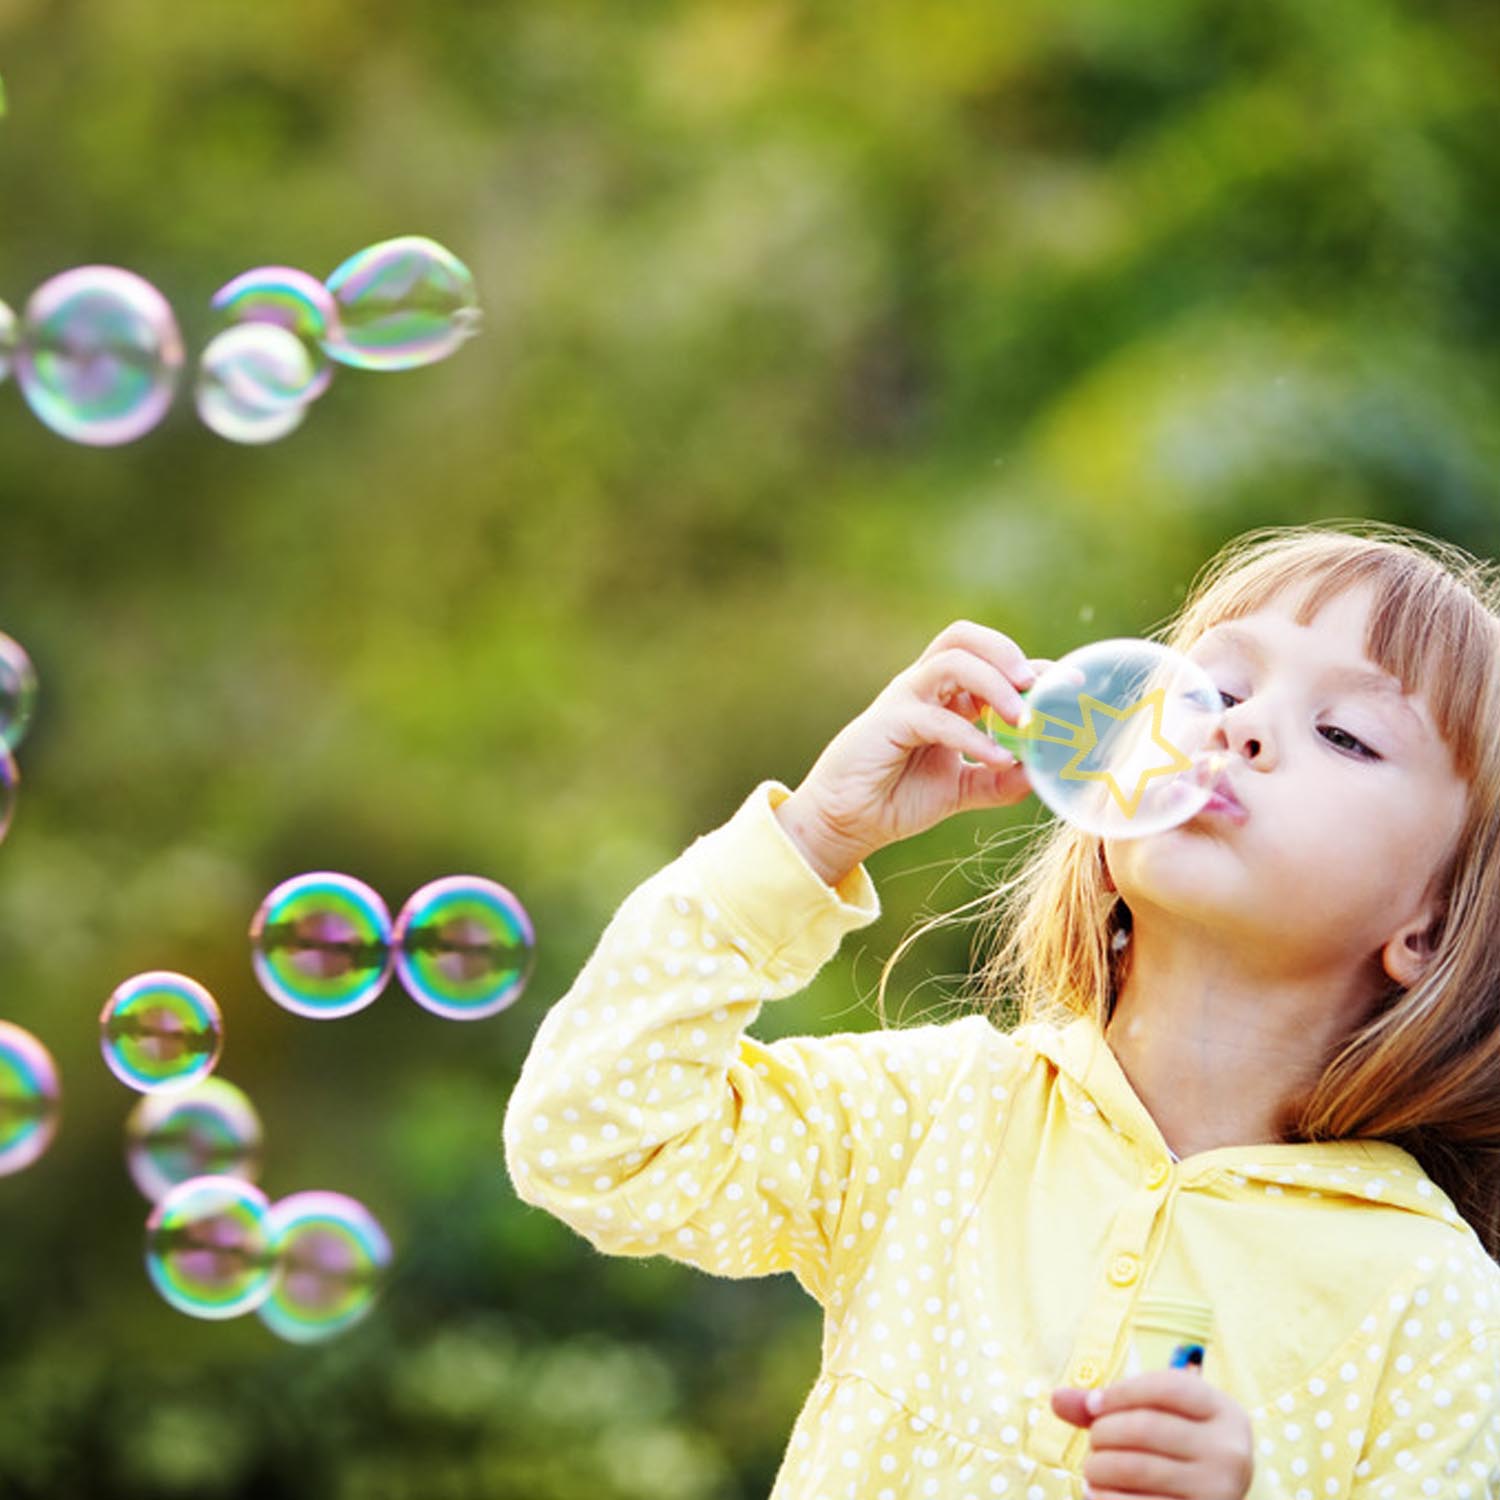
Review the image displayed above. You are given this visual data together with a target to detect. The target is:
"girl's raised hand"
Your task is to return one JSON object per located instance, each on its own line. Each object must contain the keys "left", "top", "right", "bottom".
{"left": 1051, "top": 1371, "right": 1255, "bottom": 1500}
{"left": 774, "top": 620, "right": 1043, "bottom": 886}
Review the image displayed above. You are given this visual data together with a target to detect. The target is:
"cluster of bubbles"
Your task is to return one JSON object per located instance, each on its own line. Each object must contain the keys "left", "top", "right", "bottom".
{"left": 5, "top": 867, "right": 534, "bottom": 1336}
{"left": 250, "top": 872, "right": 536, "bottom": 1021}
{"left": 0, "top": 630, "right": 38, "bottom": 846}
{"left": 0, "top": 236, "right": 481, "bottom": 446}
{"left": 97, "top": 969, "right": 393, "bottom": 1340}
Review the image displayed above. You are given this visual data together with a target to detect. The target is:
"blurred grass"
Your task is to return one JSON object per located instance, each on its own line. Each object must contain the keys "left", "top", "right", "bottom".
{"left": 1, "top": 1, "right": 1499, "bottom": 1494}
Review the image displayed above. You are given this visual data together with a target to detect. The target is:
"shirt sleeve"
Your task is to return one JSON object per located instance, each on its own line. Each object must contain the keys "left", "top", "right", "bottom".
{"left": 1351, "top": 1326, "right": 1500, "bottom": 1498}
{"left": 502, "top": 779, "right": 997, "bottom": 1306}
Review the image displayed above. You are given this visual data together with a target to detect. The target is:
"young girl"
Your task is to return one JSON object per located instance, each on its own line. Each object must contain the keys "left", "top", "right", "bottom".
{"left": 504, "top": 522, "right": 1500, "bottom": 1499}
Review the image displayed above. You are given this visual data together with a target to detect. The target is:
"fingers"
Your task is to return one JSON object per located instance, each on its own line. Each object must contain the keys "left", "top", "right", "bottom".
{"left": 904, "top": 701, "right": 1016, "bottom": 769}
{"left": 1086, "top": 1405, "right": 1201, "bottom": 1461}
{"left": 917, "top": 621, "right": 1040, "bottom": 693}
{"left": 906, "top": 647, "right": 1029, "bottom": 730}
{"left": 1086, "top": 1371, "right": 1219, "bottom": 1423}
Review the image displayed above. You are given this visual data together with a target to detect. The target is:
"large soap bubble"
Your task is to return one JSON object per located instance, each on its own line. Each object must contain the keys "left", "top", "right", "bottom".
{"left": 323, "top": 236, "right": 481, "bottom": 371}
{"left": 210, "top": 265, "right": 339, "bottom": 401}
{"left": 394, "top": 876, "right": 536, "bottom": 1020}
{"left": 195, "top": 324, "right": 314, "bottom": 444}
{"left": 125, "top": 1076, "right": 263, "bottom": 1203}
{"left": 0, "top": 1020, "right": 61, "bottom": 1178}
{"left": 100, "top": 971, "right": 224, "bottom": 1093}
{"left": 258, "top": 1191, "right": 392, "bottom": 1343}
{"left": 0, "top": 631, "right": 39, "bottom": 752}
{"left": 15, "top": 266, "right": 184, "bottom": 445}
{"left": 145, "top": 1175, "right": 274, "bottom": 1319}
{"left": 981, "top": 637, "right": 1229, "bottom": 840}
{"left": 250, "top": 872, "right": 393, "bottom": 1018}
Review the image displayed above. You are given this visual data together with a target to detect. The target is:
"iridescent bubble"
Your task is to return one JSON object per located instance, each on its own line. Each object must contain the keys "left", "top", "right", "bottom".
{"left": 125, "top": 1076, "right": 263, "bottom": 1203}
{"left": 16, "top": 266, "right": 184, "bottom": 445}
{"left": 210, "top": 265, "right": 339, "bottom": 401}
{"left": 250, "top": 873, "right": 393, "bottom": 1019}
{"left": 101, "top": 971, "right": 223, "bottom": 1093}
{"left": 195, "top": 324, "right": 314, "bottom": 445}
{"left": 145, "top": 1175, "right": 274, "bottom": 1319}
{"left": 980, "top": 637, "right": 1227, "bottom": 840}
{"left": 0, "top": 298, "right": 16, "bottom": 383}
{"left": 394, "top": 876, "right": 536, "bottom": 1021}
{"left": 0, "top": 1020, "right": 61, "bottom": 1178}
{"left": 323, "top": 236, "right": 481, "bottom": 371}
{"left": 0, "top": 748, "right": 16, "bottom": 847}
{"left": 259, "top": 1191, "right": 392, "bottom": 1343}
{"left": 0, "top": 631, "right": 39, "bottom": 752}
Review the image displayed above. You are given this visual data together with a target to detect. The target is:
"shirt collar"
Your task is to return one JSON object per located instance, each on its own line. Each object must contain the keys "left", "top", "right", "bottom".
{"left": 1013, "top": 1014, "right": 1466, "bottom": 1227}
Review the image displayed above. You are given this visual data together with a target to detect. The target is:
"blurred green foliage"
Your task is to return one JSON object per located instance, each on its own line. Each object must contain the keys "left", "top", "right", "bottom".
{"left": 1, "top": 0, "right": 1499, "bottom": 1494}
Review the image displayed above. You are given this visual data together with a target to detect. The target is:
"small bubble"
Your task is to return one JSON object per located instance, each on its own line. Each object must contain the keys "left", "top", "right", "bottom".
{"left": 16, "top": 266, "right": 184, "bottom": 445}
{"left": 394, "top": 876, "right": 536, "bottom": 1021}
{"left": 250, "top": 873, "right": 393, "bottom": 1018}
{"left": 145, "top": 1175, "right": 274, "bottom": 1319}
{"left": 126, "top": 1077, "right": 263, "bottom": 1202}
{"left": 0, "top": 1020, "right": 61, "bottom": 1178}
{"left": 259, "top": 1191, "right": 393, "bottom": 1343}
{"left": 0, "top": 631, "right": 38, "bottom": 752}
{"left": 323, "top": 237, "right": 481, "bottom": 372}
{"left": 101, "top": 972, "right": 224, "bottom": 1093}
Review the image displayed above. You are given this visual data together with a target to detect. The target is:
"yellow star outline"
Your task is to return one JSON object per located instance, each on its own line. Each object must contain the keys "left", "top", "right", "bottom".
{"left": 1056, "top": 687, "right": 1192, "bottom": 819}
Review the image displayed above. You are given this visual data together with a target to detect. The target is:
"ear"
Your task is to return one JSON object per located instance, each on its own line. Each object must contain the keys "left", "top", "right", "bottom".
{"left": 1380, "top": 906, "right": 1444, "bottom": 989}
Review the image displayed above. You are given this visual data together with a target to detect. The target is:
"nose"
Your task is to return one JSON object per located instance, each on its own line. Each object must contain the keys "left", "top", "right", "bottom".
{"left": 1211, "top": 699, "right": 1273, "bottom": 768}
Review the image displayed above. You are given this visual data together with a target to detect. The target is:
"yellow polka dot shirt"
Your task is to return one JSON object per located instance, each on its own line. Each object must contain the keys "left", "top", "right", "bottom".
{"left": 504, "top": 782, "right": 1500, "bottom": 1499}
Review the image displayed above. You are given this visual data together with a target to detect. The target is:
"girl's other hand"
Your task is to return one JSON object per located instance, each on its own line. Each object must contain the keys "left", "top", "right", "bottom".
{"left": 1051, "top": 1371, "right": 1254, "bottom": 1500}
{"left": 774, "top": 620, "right": 1045, "bottom": 886}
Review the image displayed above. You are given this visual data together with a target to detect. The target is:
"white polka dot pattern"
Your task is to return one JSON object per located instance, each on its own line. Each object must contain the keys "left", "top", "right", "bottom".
{"left": 502, "top": 782, "right": 1500, "bottom": 1498}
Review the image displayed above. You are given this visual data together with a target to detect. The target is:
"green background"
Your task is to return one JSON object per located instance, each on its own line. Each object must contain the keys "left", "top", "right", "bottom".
{"left": 2, "top": 1, "right": 1499, "bottom": 1495}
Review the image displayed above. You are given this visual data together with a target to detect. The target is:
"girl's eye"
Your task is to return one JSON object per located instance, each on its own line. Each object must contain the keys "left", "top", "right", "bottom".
{"left": 1218, "top": 691, "right": 1379, "bottom": 759}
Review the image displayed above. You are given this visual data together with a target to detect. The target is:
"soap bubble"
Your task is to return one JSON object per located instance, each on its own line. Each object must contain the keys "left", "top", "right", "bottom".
{"left": 250, "top": 872, "right": 393, "bottom": 1018}
{"left": 258, "top": 1191, "right": 392, "bottom": 1343}
{"left": 15, "top": 266, "right": 184, "bottom": 445}
{"left": 394, "top": 875, "right": 536, "bottom": 1020}
{"left": 0, "top": 1020, "right": 61, "bottom": 1178}
{"left": 145, "top": 1175, "right": 274, "bottom": 1319}
{"left": 195, "top": 324, "right": 313, "bottom": 444}
{"left": 210, "top": 265, "right": 339, "bottom": 401}
{"left": 0, "top": 748, "right": 16, "bottom": 847}
{"left": 981, "top": 637, "right": 1227, "bottom": 840}
{"left": 0, "top": 631, "right": 39, "bottom": 752}
{"left": 324, "top": 236, "right": 481, "bottom": 371}
{"left": 125, "top": 1077, "right": 263, "bottom": 1203}
{"left": 0, "top": 298, "right": 15, "bottom": 383}
{"left": 101, "top": 971, "right": 223, "bottom": 1093}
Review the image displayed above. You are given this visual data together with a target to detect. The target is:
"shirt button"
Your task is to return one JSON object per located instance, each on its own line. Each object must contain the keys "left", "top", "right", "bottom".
{"left": 1073, "top": 1359, "right": 1100, "bottom": 1386}
{"left": 1109, "top": 1254, "right": 1140, "bottom": 1286}
{"left": 1146, "top": 1160, "right": 1170, "bottom": 1189}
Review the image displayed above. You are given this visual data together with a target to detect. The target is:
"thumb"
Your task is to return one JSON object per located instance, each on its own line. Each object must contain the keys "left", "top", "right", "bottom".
{"left": 1049, "top": 1387, "right": 1098, "bottom": 1429}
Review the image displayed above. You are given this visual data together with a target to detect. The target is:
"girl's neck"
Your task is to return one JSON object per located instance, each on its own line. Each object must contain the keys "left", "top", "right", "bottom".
{"left": 1104, "top": 922, "right": 1381, "bottom": 1158}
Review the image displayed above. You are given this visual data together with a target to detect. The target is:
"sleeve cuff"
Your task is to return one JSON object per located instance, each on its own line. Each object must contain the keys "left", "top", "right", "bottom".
{"left": 691, "top": 780, "right": 881, "bottom": 972}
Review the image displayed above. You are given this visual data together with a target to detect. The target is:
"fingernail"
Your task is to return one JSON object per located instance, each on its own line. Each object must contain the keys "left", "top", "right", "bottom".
{"left": 1086, "top": 1390, "right": 1102, "bottom": 1415}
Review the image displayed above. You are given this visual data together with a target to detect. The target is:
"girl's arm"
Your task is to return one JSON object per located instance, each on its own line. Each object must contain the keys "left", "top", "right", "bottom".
{"left": 502, "top": 779, "right": 1013, "bottom": 1307}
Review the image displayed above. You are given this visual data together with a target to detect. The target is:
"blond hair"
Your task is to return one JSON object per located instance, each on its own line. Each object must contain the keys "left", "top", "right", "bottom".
{"left": 881, "top": 520, "right": 1500, "bottom": 1257}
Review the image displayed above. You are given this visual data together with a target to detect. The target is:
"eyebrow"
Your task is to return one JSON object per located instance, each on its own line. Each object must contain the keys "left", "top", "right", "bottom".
{"left": 1195, "top": 623, "right": 1426, "bottom": 740}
